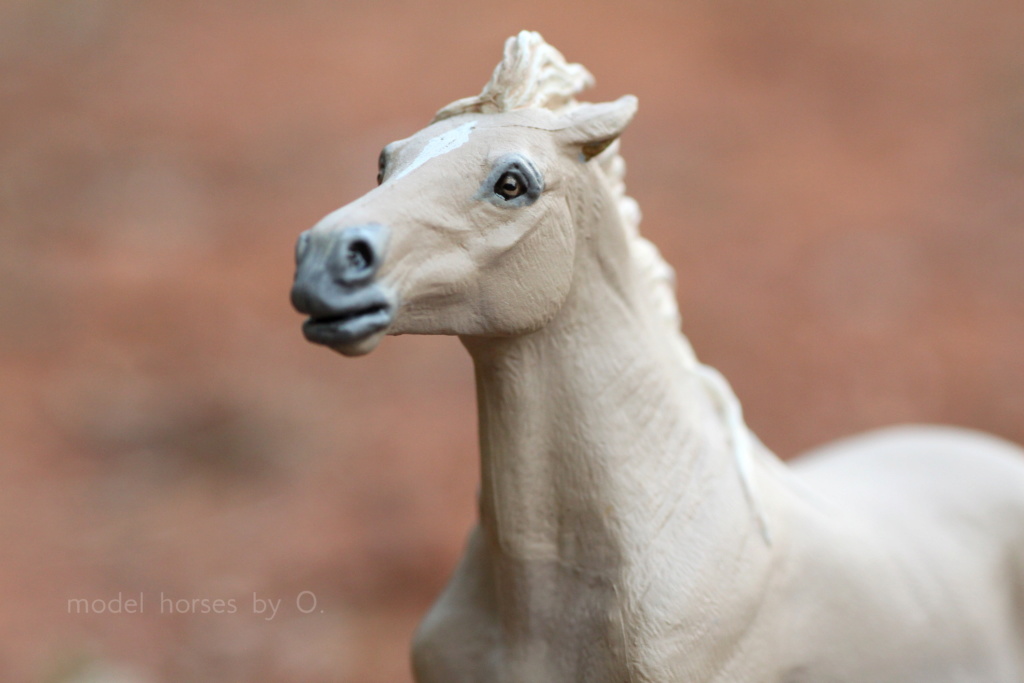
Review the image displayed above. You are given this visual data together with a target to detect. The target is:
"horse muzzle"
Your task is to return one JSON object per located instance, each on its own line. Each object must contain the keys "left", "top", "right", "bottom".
{"left": 291, "top": 223, "right": 395, "bottom": 354}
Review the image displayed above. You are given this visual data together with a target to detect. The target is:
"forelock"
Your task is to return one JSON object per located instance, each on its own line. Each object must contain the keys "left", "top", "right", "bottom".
{"left": 432, "top": 31, "right": 594, "bottom": 122}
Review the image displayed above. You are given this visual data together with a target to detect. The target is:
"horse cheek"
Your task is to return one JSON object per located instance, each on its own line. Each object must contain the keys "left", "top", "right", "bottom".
{"left": 475, "top": 217, "right": 575, "bottom": 335}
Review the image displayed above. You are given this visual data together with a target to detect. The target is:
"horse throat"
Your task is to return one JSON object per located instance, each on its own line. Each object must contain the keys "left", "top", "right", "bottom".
{"left": 461, "top": 250, "right": 756, "bottom": 585}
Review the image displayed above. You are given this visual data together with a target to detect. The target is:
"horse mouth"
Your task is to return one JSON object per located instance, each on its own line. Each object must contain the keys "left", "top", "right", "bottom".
{"left": 302, "top": 301, "right": 394, "bottom": 350}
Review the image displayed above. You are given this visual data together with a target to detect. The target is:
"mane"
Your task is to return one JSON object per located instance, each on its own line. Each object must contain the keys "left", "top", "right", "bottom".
{"left": 436, "top": 31, "right": 770, "bottom": 543}
{"left": 434, "top": 31, "right": 684, "bottom": 343}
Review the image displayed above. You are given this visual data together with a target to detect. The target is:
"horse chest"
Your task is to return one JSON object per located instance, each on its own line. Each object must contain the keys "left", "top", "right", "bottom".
{"left": 413, "top": 534, "right": 750, "bottom": 683}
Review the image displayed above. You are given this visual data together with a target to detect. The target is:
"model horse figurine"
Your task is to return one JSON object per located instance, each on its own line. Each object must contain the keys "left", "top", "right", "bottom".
{"left": 291, "top": 31, "right": 1024, "bottom": 682}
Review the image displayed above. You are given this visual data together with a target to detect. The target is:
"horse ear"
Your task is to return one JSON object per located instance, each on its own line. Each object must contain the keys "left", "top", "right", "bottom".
{"left": 559, "top": 95, "right": 638, "bottom": 161}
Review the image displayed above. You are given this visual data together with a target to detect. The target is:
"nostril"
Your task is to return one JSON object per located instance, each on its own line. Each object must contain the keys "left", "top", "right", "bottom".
{"left": 345, "top": 239, "right": 374, "bottom": 274}
{"left": 321, "top": 223, "right": 387, "bottom": 285}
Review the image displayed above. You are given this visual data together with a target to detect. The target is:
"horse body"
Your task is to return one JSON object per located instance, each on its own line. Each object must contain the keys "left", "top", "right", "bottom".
{"left": 779, "top": 428, "right": 1024, "bottom": 682}
{"left": 290, "top": 31, "right": 1024, "bottom": 682}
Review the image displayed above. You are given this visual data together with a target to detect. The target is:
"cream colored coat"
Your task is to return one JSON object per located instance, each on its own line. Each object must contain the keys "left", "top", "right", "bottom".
{"left": 291, "top": 32, "right": 1024, "bottom": 682}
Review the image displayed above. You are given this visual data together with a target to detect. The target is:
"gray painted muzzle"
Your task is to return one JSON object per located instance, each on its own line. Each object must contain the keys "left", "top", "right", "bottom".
{"left": 291, "top": 223, "right": 394, "bottom": 348}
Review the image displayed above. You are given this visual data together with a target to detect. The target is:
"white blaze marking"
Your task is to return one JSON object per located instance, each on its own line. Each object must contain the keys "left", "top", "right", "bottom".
{"left": 393, "top": 121, "right": 477, "bottom": 181}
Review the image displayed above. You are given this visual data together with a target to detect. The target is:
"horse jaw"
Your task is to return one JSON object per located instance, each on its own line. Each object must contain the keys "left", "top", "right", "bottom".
{"left": 332, "top": 328, "right": 388, "bottom": 357}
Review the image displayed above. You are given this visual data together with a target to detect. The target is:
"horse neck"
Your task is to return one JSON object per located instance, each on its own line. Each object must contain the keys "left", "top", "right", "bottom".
{"left": 461, "top": 191, "right": 759, "bottom": 578}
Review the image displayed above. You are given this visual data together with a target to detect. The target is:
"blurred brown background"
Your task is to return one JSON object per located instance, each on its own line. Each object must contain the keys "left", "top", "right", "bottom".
{"left": 1, "top": 0, "right": 1022, "bottom": 681}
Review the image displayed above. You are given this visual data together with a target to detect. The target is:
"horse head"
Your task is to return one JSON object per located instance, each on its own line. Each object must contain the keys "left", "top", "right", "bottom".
{"left": 291, "top": 32, "right": 637, "bottom": 356}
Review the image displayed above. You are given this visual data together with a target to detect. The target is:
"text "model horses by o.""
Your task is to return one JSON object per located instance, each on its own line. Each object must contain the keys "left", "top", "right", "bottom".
{"left": 291, "top": 31, "right": 1024, "bottom": 683}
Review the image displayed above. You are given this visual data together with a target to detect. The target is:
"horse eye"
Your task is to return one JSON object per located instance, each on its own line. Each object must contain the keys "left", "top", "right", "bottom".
{"left": 495, "top": 172, "right": 526, "bottom": 200}
{"left": 377, "top": 150, "right": 387, "bottom": 185}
